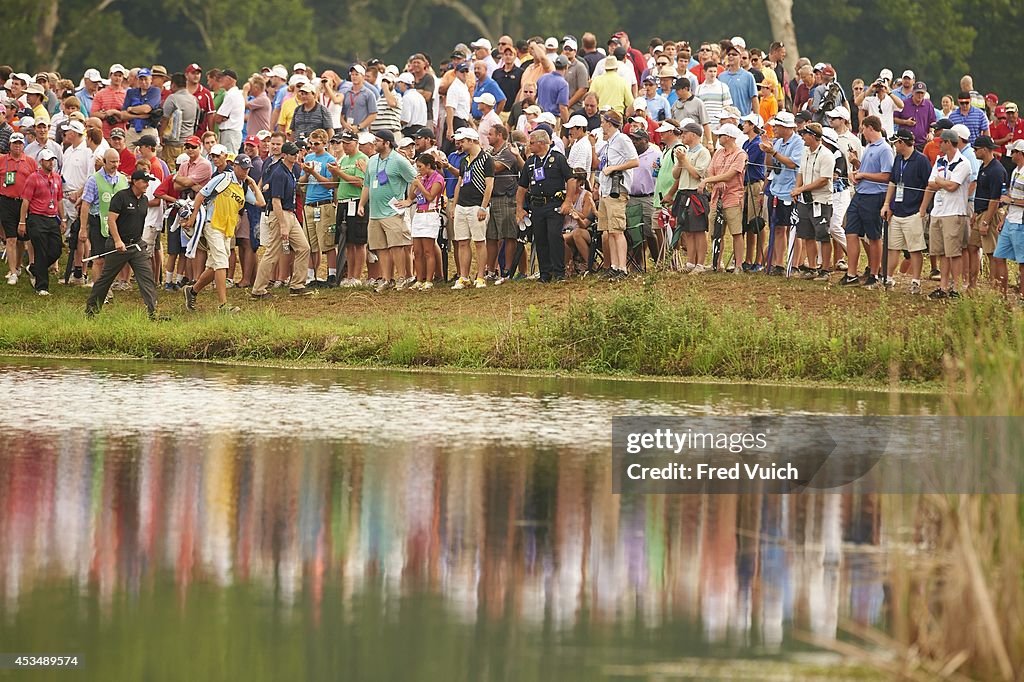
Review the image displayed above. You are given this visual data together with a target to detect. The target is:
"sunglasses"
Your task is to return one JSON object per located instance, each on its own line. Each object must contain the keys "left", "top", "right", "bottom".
{"left": 184, "top": 144, "right": 198, "bottom": 149}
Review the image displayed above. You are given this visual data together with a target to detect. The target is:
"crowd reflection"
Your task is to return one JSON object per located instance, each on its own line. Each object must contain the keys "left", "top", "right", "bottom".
{"left": 1, "top": 432, "right": 886, "bottom": 647}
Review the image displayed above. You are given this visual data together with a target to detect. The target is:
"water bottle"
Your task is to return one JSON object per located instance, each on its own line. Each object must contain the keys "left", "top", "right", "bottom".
{"left": 283, "top": 238, "right": 291, "bottom": 254}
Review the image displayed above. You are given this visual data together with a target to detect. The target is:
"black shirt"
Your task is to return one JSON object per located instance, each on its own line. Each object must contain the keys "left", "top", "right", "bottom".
{"left": 517, "top": 147, "right": 573, "bottom": 199}
{"left": 889, "top": 150, "right": 932, "bottom": 217}
{"left": 492, "top": 65, "right": 524, "bottom": 106}
{"left": 457, "top": 151, "right": 495, "bottom": 207}
{"left": 582, "top": 51, "right": 604, "bottom": 76}
{"left": 415, "top": 73, "right": 436, "bottom": 119}
{"left": 108, "top": 187, "right": 148, "bottom": 243}
{"left": 975, "top": 158, "right": 1007, "bottom": 214}
{"left": 267, "top": 160, "right": 299, "bottom": 212}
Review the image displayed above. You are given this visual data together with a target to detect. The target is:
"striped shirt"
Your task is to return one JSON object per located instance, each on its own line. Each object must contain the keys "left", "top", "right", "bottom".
{"left": 948, "top": 106, "right": 989, "bottom": 145}
{"left": 371, "top": 94, "right": 402, "bottom": 134}
{"left": 695, "top": 80, "right": 733, "bottom": 127}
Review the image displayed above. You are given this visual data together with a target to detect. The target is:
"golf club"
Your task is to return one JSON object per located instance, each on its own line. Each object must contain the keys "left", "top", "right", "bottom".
{"left": 83, "top": 243, "right": 141, "bottom": 262}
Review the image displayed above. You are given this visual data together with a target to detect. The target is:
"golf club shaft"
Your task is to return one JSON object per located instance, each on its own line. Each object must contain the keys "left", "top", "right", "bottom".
{"left": 83, "top": 243, "right": 141, "bottom": 262}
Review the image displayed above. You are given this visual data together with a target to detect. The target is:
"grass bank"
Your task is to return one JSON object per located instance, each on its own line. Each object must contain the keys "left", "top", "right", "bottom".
{"left": 1, "top": 272, "right": 1019, "bottom": 386}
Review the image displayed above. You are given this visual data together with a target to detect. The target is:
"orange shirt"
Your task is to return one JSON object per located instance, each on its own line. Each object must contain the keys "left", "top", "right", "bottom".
{"left": 923, "top": 137, "right": 941, "bottom": 164}
{"left": 759, "top": 95, "right": 778, "bottom": 139}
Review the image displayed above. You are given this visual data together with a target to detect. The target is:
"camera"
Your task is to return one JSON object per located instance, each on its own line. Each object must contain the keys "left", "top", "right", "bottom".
{"left": 609, "top": 171, "right": 626, "bottom": 199}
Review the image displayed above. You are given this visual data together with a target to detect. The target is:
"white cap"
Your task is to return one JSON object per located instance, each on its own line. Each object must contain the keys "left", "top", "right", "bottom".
{"left": 740, "top": 112, "right": 764, "bottom": 128}
{"left": 730, "top": 36, "right": 746, "bottom": 49}
{"left": 38, "top": 149, "right": 57, "bottom": 161}
{"left": 349, "top": 64, "right": 366, "bottom": 76}
{"left": 879, "top": 68, "right": 894, "bottom": 81}
{"left": 826, "top": 106, "right": 851, "bottom": 122}
{"left": 83, "top": 68, "right": 102, "bottom": 83}
{"left": 537, "top": 112, "right": 557, "bottom": 125}
{"left": 11, "top": 72, "right": 30, "bottom": 83}
{"left": 298, "top": 82, "right": 316, "bottom": 94}
{"left": 397, "top": 72, "right": 415, "bottom": 85}
{"left": 357, "top": 131, "right": 376, "bottom": 145}
{"left": 453, "top": 127, "right": 479, "bottom": 141}
{"left": 901, "top": 69, "right": 915, "bottom": 80}
{"left": 821, "top": 127, "right": 839, "bottom": 145}
{"left": 255, "top": 129, "right": 272, "bottom": 140}
{"left": 61, "top": 120, "right": 86, "bottom": 134}
{"left": 288, "top": 74, "right": 309, "bottom": 87}
{"left": 632, "top": 97, "right": 648, "bottom": 110}
{"left": 471, "top": 38, "right": 492, "bottom": 51}
{"left": 563, "top": 38, "right": 578, "bottom": 51}
{"left": 544, "top": 37, "right": 558, "bottom": 50}
{"left": 473, "top": 92, "right": 496, "bottom": 107}
{"left": 176, "top": 153, "right": 190, "bottom": 166}
{"left": 564, "top": 114, "right": 589, "bottom": 129}
{"left": 1008, "top": 140, "right": 1024, "bottom": 154}
{"left": 19, "top": 116, "right": 35, "bottom": 128}
{"left": 271, "top": 65, "right": 288, "bottom": 80}
{"left": 209, "top": 143, "right": 228, "bottom": 156}
{"left": 952, "top": 123, "right": 970, "bottom": 141}
{"left": 109, "top": 63, "right": 128, "bottom": 75}
{"left": 768, "top": 111, "right": 797, "bottom": 128}
{"left": 655, "top": 120, "right": 680, "bottom": 133}
{"left": 397, "top": 136, "right": 414, "bottom": 148}
{"left": 385, "top": 65, "right": 400, "bottom": 77}
{"left": 714, "top": 123, "right": 744, "bottom": 141}
{"left": 293, "top": 62, "right": 307, "bottom": 72}
{"left": 813, "top": 62, "right": 826, "bottom": 72}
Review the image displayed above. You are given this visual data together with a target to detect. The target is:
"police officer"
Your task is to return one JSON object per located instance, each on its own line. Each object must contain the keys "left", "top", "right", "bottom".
{"left": 516, "top": 127, "right": 574, "bottom": 281}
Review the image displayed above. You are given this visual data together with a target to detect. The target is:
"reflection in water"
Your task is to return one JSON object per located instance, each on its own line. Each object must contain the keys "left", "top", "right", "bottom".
{"left": 2, "top": 433, "right": 888, "bottom": 646}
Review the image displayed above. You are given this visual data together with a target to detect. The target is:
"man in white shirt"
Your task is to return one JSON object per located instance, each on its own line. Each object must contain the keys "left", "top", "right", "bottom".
{"left": 444, "top": 63, "right": 472, "bottom": 152}
{"left": 397, "top": 73, "right": 427, "bottom": 137}
{"left": 59, "top": 120, "right": 94, "bottom": 284}
{"left": 211, "top": 69, "right": 245, "bottom": 153}
{"left": 921, "top": 129, "right": 972, "bottom": 299}
{"left": 856, "top": 77, "right": 904, "bottom": 137}
{"left": 471, "top": 38, "right": 499, "bottom": 78}
{"left": 564, "top": 115, "right": 594, "bottom": 172}
{"left": 474, "top": 93, "right": 502, "bottom": 151}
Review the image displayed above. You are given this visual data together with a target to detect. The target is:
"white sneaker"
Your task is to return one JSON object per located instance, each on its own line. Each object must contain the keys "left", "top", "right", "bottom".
{"left": 690, "top": 263, "right": 707, "bottom": 274}
{"left": 409, "top": 280, "right": 424, "bottom": 291}
{"left": 909, "top": 280, "right": 922, "bottom": 295}
{"left": 493, "top": 276, "right": 507, "bottom": 286}
{"left": 452, "top": 277, "right": 470, "bottom": 290}
{"left": 681, "top": 262, "right": 696, "bottom": 273}
{"left": 474, "top": 277, "right": 487, "bottom": 288}
{"left": 5, "top": 272, "right": 16, "bottom": 285}
{"left": 36, "top": 289, "right": 50, "bottom": 296}
{"left": 526, "top": 273, "right": 540, "bottom": 280}
{"left": 420, "top": 280, "right": 433, "bottom": 290}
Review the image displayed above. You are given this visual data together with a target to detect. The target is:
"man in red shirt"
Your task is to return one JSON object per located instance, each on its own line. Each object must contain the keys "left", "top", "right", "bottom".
{"left": 18, "top": 148, "right": 64, "bottom": 295}
{"left": 110, "top": 129, "right": 137, "bottom": 175}
{"left": 91, "top": 63, "right": 129, "bottom": 139}
{"left": 991, "top": 102, "right": 1024, "bottom": 174}
{"left": 185, "top": 64, "right": 216, "bottom": 137}
{"left": 1, "top": 132, "right": 37, "bottom": 285}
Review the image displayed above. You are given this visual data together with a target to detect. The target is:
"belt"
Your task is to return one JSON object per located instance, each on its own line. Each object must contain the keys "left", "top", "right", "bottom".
{"left": 629, "top": 193, "right": 653, "bottom": 198}
{"left": 529, "top": 193, "right": 563, "bottom": 205}
{"left": 305, "top": 199, "right": 334, "bottom": 207}
{"left": 416, "top": 208, "right": 437, "bottom": 213}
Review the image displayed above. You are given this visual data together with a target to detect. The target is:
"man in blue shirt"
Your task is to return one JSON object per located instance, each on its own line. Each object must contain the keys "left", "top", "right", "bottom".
{"left": 718, "top": 45, "right": 758, "bottom": 116}
{"left": 471, "top": 62, "right": 507, "bottom": 120}
{"left": 760, "top": 111, "right": 803, "bottom": 274}
{"left": 536, "top": 57, "right": 570, "bottom": 122}
{"left": 881, "top": 129, "right": 932, "bottom": 292}
{"left": 300, "top": 129, "right": 339, "bottom": 286}
{"left": 841, "top": 115, "right": 894, "bottom": 287}
{"left": 639, "top": 77, "right": 671, "bottom": 122}
{"left": 948, "top": 91, "right": 989, "bottom": 145}
{"left": 120, "top": 67, "right": 162, "bottom": 146}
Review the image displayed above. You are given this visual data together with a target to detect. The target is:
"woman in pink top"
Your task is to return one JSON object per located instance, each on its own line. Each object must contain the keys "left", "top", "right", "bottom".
{"left": 400, "top": 153, "right": 446, "bottom": 289}
{"left": 698, "top": 123, "right": 748, "bottom": 272}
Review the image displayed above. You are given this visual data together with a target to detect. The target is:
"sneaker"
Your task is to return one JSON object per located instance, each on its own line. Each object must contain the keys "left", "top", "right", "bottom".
{"left": 474, "top": 277, "right": 487, "bottom": 288}
{"left": 452, "top": 277, "right": 470, "bottom": 290}
{"left": 690, "top": 263, "right": 707, "bottom": 274}
{"left": 526, "top": 273, "right": 541, "bottom": 280}
{"left": 374, "top": 280, "right": 393, "bottom": 293}
{"left": 863, "top": 275, "right": 880, "bottom": 289}
{"left": 725, "top": 264, "right": 736, "bottom": 273}
{"left": 6, "top": 272, "right": 17, "bottom": 285}
{"left": 225, "top": 278, "right": 236, "bottom": 289}
{"left": 681, "top": 262, "right": 696, "bottom": 273}
{"left": 272, "top": 280, "right": 286, "bottom": 289}
{"left": 36, "top": 289, "right": 50, "bottom": 296}
{"left": 326, "top": 274, "right": 338, "bottom": 287}
{"left": 948, "top": 289, "right": 961, "bottom": 299}
{"left": 839, "top": 274, "right": 860, "bottom": 287}
{"left": 800, "top": 269, "right": 817, "bottom": 280}
{"left": 289, "top": 287, "right": 315, "bottom": 296}
{"left": 909, "top": 280, "right": 922, "bottom": 295}
{"left": 250, "top": 291, "right": 272, "bottom": 300}
{"left": 928, "top": 288, "right": 947, "bottom": 300}
{"left": 394, "top": 278, "right": 409, "bottom": 291}
{"left": 741, "top": 262, "right": 751, "bottom": 273}
{"left": 164, "top": 282, "right": 176, "bottom": 291}
{"left": 836, "top": 258, "right": 848, "bottom": 272}
{"left": 750, "top": 264, "right": 765, "bottom": 273}
{"left": 104, "top": 292, "right": 114, "bottom": 305}
{"left": 814, "top": 269, "right": 831, "bottom": 282}
{"left": 771, "top": 265, "right": 786, "bottom": 276}
{"left": 484, "top": 271, "right": 497, "bottom": 282}
{"left": 409, "top": 280, "right": 423, "bottom": 291}
{"left": 182, "top": 284, "right": 197, "bottom": 311}
{"left": 884, "top": 277, "right": 896, "bottom": 291}
{"left": 218, "top": 303, "right": 241, "bottom": 313}
{"left": 70, "top": 275, "right": 85, "bottom": 286}
{"left": 493, "top": 276, "right": 507, "bottom": 286}
{"left": 928, "top": 269, "right": 941, "bottom": 281}
{"left": 420, "top": 280, "right": 434, "bottom": 290}
{"left": 798, "top": 264, "right": 813, "bottom": 274}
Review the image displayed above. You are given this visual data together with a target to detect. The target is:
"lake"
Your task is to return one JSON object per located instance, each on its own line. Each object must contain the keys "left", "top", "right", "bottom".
{"left": 0, "top": 360, "right": 943, "bottom": 680}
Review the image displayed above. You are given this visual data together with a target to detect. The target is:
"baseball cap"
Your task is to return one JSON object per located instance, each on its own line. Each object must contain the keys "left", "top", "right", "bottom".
{"left": 221, "top": 69, "right": 238, "bottom": 81}
{"left": 554, "top": 55, "right": 569, "bottom": 69}
{"left": 563, "top": 38, "right": 578, "bottom": 51}
{"left": 397, "top": 137, "right": 414, "bottom": 148}
{"left": 913, "top": 81, "right": 927, "bottom": 93}
{"left": 288, "top": 74, "right": 309, "bottom": 87}
{"left": 455, "top": 63, "right": 470, "bottom": 73}
{"left": 544, "top": 37, "right": 558, "bottom": 50}
{"left": 931, "top": 119, "right": 953, "bottom": 131}
{"left": 109, "top": 63, "right": 128, "bottom": 75}
{"left": 9, "top": 133, "right": 25, "bottom": 144}
{"left": 349, "top": 64, "right": 366, "bottom": 76}
{"left": 632, "top": 97, "right": 648, "bottom": 111}
{"left": 813, "top": 62, "right": 826, "bottom": 72}
{"left": 673, "top": 78, "right": 691, "bottom": 91}
{"left": 184, "top": 135, "right": 202, "bottom": 146}
{"left": 339, "top": 131, "right": 357, "bottom": 141}
{"left": 731, "top": 36, "right": 746, "bottom": 49}
{"left": 794, "top": 110, "right": 813, "bottom": 123}
{"left": 19, "top": 116, "right": 35, "bottom": 127}
{"left": 564, "top": 115, "right": 588, "bottom": 129}
{"left": 799, "top": 122, "right": 824, "bottom": 138}
{"left": 298, "top": 82, "right": 316, "bottom": 94}
{"left": 281, "top": 141, "right": 300, "bottom": 155}
{"left": 185, "top": 63, "right": 202, "bottom": 74}
{"left": 629, "top": 127, "right": 649, "bottom": 140}
{"left": 62, "top": 120, "right": 86, "bottom": 134}
{"left": 523, "top": 104, "right": 542, "bottom": 116}
{"left": 38, "top": 149, "right": 57, "bottom": 161}
{"left": 293, "top": 62, "right": 308, "bottom": 72}
{"left": 357, "top": 131, "right": 376, "bottom": 145}
{"left": 473, "top": 92, "right": 496, "bottom": 107}
{"left": 175, "top": 153, "right": 189, "bottom": 166}
{"left": 1006, "top": 102, "right": 1019, "bottom": 113}
{"left": 136, "top": 135, "right": 158, "bottom": 148}
{"left": 890, "top": 129, "right": 914, "bottom": 144}
{"left": 1008, "top": 140, "right": 1024, "bottom": 154}
{"left": 769, "top": 111, "right": 797, "bottom": 128}
{"left": 878, "top": 68, "right": 894, "bottom": 82}
{"left": 255, "top": 129, "right": 272, "bottom": 141}
{"left": 972, "top": 135, "right": 997, "bottom": 150}
{"left": 414, "top": 126, "right": 435, "bottom": 139}
{"left": 83, "top": 68, "right": 102, "bottom": 83}
{"left": 681, "top": 121, "right": 704, "bottom": 137}
{"left": 537, "top": 112, "right": 557, "bottom": 126}
{"left": 397, "top": 72, "right": 415, "bottom": 85}
{"left": 995, "top": 105, "right": 1007, "bottom": 119}
{"left": 471, "top": 38, "right": 492, "bottom": 51}
{"left": 453, "top": 127, "right": 479, "bottom": 141}
{"left": 268, "top": 65, "right": 286, "bottom": 80}
{"left": 232, "top": 153, "right": 253, "bottom": 168}
{"left": 137, "top": 67, "right": 152, "bottom": 78}
{"left": 655, "top": 120, "right": 681, "bottom": 134}
{"left": 951, "top": 123, "right": 970, "bottom": 141}
{"left": 244, "top": 136, "right": 259, "bottom": 147}
{"left": 131, "top": 170, "right": 156, "bottom": 182}
{"left": 740, "top": 112, "right": 764, "bottom": 129}
{"left": 821, "top": 127, "right": 839, "bottom": 146}
{"left": 11, "top": 72, "right": 30, "bottom": 84}
{"left": 209, "top": 143, "right": 228, "bottom": 156}
{"left": 901, "top": 69, "right": 915, "bottom": 80}
{"left": 25, "top": 83, "right": 45, "bottom": 96}
{"left": 826, "top": 106, "right": 851, "bottom": 122}
{"left": 110, "top": 128, "right": 126, "bottom": 139}
{"left": 642, "top": 76, "right": 657, "bottom": 86}
{"left": 374, "top": 129, "right": 396, "bottom": 145}
{"left": 715, "top": 123, "right": 745, "bottom": 141}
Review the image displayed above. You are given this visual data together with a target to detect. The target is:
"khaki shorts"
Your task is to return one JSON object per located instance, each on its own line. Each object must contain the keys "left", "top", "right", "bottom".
{"left": 967, "top": 214, "right": 999, "bottom": 254}
{"left": 368, "top": 214, "right": 412, "bottom": 250}
{"left": 597, "top": 194, "right": 627, "bottom": 232}
{"left": 709, "top": 203, "right": 744, "bottom": 237}
{"left": 929, "top": 215, "right": 968, "bottom": 258}
{"left": 888, "top": 214, "right": 927, "bottom": 252}
{"left": 303, "top": 202, "right": 337, "bottom": 253}
{"left": 204, "top": 222, "right": 232, "bottom": 270}
{"left": 453, "top": 203, "right": 488, "bottom": 241}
